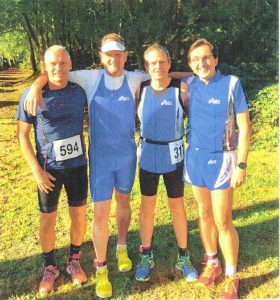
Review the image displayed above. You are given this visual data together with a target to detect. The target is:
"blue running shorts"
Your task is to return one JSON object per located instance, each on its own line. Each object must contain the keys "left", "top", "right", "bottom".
{"left": 183, "top": 148, "right": 236, "bottom": 191}
{"left": 90, "top": 156, "right": 136, "bottom": 202}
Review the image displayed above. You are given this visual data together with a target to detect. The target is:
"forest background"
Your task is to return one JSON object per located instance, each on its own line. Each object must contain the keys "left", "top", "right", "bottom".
{"left": 0, "top": 0, "right": 278, "bottom": 299}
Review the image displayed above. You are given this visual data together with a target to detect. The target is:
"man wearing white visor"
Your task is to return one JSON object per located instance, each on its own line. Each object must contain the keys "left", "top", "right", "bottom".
{"left": 23, "top": 33, "right": 150, "bottom": 298}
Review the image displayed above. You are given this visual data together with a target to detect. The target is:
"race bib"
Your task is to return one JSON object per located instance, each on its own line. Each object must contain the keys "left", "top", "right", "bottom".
{"left": 169, "top": 139, "right": 184, "bottom": 164}
{"left": 53, "top": 135, "right": 83, "bottom": 161}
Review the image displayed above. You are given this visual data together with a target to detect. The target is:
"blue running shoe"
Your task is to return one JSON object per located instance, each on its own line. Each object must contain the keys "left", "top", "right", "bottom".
{"left": 135, "top": 253, "right": 154, "bottom": 281}
{"left": 176, "top": 254, "right": 198, "bottom": 282}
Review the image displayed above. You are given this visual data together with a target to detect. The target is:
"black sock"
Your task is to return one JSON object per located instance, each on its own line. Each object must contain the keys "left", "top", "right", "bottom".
{"left": 69, "top": 244, "right": 81, "bottom": 260}
{"left": 43, "top": 249, "right": 56, "bottom": 267}
{"left": 179, "top": 248, "right": 188, "bottom": 257}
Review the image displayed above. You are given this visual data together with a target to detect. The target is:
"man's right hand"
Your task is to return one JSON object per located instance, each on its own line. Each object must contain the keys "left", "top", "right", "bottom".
{"left": 34, "top": 168, "right": 56, "bottom": 193}
{"left": 23, "top": 85, "right": 44, "bottom": 116}
{"left": 24, "top": 74, "right": 48, "bottom": 116}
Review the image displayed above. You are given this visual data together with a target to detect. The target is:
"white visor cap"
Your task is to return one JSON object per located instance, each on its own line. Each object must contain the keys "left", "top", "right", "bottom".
{"left": 100, "top": 40, "right": 126, "bottom": 52}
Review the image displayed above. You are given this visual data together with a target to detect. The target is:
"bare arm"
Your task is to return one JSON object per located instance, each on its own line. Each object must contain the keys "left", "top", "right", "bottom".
{"left": 170, "top": 71, "right": 193, "bottom": 80}
{"left": 231, "top": 110, "right": 251, "bottom": 188}
{"left": 17, "top": 120, "right": 56, "bottom": 193}
{"left": 180, "top": 81, "right": 189, "bottom": 112}
{"left": 23, "top": 74, "right": 48, "bottom": 116}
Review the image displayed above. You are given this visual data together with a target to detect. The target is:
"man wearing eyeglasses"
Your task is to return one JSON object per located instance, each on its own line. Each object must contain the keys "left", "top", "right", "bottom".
{"left": 183, "top": 39, "right": 251, "bottom": 300}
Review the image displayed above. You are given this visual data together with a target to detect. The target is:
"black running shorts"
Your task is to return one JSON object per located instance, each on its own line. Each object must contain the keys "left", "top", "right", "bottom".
{"left": 38, "top": 165, "right": 88, "bottom": 213}
{"left": 139, "top": 163, "right": 184, "bottom": 198}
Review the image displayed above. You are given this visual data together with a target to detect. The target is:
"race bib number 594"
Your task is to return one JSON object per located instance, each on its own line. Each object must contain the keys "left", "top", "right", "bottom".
{"left": 53, "top": 135, "right": 83, "bottom": 161}
{"left": 169, "top": 139, "right": 184, "bottom": 165}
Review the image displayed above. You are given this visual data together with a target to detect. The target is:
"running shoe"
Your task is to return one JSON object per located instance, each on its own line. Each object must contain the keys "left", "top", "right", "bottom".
{"left": 197, "top": 261, "right": 222, "bottom": 287}
{"left": 135, "top": 253, "right": 154, "bottom": 281}
{"left": 175, "top": 254, "right": 198, "bottom": 281}
{"left": 96, "top": 267, "right": 112, "bottom": 298}
{"left": 116, "top": 245, "right": 132, "bottom": 272}
{"left": 39, "top": 265, "right": 60, "bottom": 293}
{"left": 220, "top": 275, "right": 239, "bottom": 300}
{"left": 66, "top": 252, "right": 87, "bottom": 285}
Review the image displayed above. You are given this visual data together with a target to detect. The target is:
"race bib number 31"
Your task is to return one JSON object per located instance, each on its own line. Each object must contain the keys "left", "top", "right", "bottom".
{"left": 169, "top": 139, "right": 184, "bottom": 165}
{"left": 53, "top": 135, "right": 83, "bottom": 161}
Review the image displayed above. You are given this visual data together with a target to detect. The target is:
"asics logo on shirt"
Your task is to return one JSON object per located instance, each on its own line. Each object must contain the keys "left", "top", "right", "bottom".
{"left": 161, "top": 99, "right": 172, "bottom": 106}
{"left": 118, "top": 96, "right": 130, "bottom": 102}
{"left": 208, "top": 98, "right": 221, "bottom": 105}
{"left": 208, "top": 159, "right": 217, "bottom": 164}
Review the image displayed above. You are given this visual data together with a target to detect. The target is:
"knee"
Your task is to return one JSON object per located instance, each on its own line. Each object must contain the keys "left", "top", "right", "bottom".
{"left": 215, "top": 217, "right": 232, "bottom": 233}
{"left": 168, "top": 199, "right": 184, "bottom": 215}
{"left": 139, "top": 202, "right": 154, "bottom": 217}
{"left": 198, "top": 207, "right": 214, "bottom": 223}
{"left": 94, "top": 207, "right": 109, "bottom": 224}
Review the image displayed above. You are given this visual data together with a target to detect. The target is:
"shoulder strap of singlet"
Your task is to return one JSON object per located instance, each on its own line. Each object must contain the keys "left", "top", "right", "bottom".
{"left": 90, "top": 69, "right": 104, "bottom": 98}
{"left": 169, "top": 78, "right": 185, "bottom": 115}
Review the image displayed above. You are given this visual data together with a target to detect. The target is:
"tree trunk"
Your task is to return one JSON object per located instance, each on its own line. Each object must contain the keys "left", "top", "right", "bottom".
{"left": 27, "top": 32, "right": 38, "bottom": 74}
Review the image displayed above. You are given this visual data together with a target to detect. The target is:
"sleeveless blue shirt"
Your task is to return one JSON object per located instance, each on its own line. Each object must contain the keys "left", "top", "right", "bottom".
{"left": 88, "top": 73, "right": 136, "bottom": 168}
{"left": 138, "top": 79, "right": 184, "bottom": 173}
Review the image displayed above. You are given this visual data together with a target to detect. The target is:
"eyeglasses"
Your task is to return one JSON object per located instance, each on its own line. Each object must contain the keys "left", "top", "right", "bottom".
{"left": 190, "top": 54, "right": 214, "bottom": 63}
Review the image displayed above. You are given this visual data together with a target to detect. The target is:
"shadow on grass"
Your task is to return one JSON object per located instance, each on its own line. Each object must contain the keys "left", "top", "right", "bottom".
{"left": 0, "top": 200, "right": 278, "bottom": 299}
{"left": 0, "top": 88, "right": 18, "bottom": 94}
{"left": 0, "top": 101, "right": 18, "bottom": 108}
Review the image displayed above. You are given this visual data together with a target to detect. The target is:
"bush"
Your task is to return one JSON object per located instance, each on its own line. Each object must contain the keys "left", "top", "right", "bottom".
{"left": 249, "top": 83, "right": 278, "bottom": 151}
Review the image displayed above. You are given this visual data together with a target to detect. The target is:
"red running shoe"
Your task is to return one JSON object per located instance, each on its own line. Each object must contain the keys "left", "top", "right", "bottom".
{"left": 39, "top": 265, "right": 59, "bottom": 293}
{"left": 66, "top": 252, "right": 87, "bottom": 285}
{"left": 198, "top": 261, "right": 222, "bottom": 287}
{"left": 220, "top": 275, "right": 239, "bottom": 300}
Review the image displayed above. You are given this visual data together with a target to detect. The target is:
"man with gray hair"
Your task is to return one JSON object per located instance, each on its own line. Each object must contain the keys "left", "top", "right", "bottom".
{"left": 16, "top": 45, "right": 88, "bottom": 294}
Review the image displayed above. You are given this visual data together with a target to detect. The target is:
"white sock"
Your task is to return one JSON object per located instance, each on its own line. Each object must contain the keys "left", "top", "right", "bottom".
{"left": 97, "top": 265, "right": 107, "bottom": 270}
{"left": 117, "top": 244, "right": 127, "bottom": 250}
{"left": 225, "top": 264, "right": 237, "bottom": 276}
{"left": 206, "top": 252, "right": 219, "bottom": 265}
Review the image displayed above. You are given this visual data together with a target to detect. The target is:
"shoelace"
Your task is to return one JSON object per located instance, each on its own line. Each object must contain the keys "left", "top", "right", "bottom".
{"left": 69, "top": 260, "right": 81, "bottom": 274}
{"left": 202, "top": 264, "right": 216, "bottom": 278}
{"left": 138, "top": 255, "right": 152, "bottom": 270}
{"left": 42, "top": 267, "right": 56, "bottom": 282}
{"left": 179, "top": 256, "right": 194, "bottom": 270}
{"left": 96, "top": 269, "right": 108, "bottom": 282}
{"left": 223, "top": 277, "right": 237, "bottom": 293}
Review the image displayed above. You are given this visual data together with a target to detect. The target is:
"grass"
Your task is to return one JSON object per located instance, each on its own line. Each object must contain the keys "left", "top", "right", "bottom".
{"left": 0, "top": 69, "right": 278, "bottom": 299}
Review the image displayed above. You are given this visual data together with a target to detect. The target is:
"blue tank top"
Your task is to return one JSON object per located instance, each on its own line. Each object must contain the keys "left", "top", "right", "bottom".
{"left": 88, "top": 74, "right": 136, "bottom": 166}
{"left": 138, "top": 79, "right": 184, "bottom": 173}
{"left": 16, "top": 82, "right": 87, "bottom": 170}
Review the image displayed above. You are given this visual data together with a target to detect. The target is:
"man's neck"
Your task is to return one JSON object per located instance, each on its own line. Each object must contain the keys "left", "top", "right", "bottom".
{"left": 105, "top": 69, "right": 124, "bottom": 78}
{"left": 48, "top": 81, "right": 68, "bottom": 90}
{"left": 150, "top": 77, "right": 171, "bottom": 91}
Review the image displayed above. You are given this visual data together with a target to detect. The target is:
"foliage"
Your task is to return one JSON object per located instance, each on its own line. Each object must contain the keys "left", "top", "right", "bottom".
{"left": 0, "top": 0, "right": 278, "bottom": 72}
{"left": 0, "top": 32, "right": 30, "bottom": 64}
{"left": 249, "top": 83, "right": 278, "bottom": 151}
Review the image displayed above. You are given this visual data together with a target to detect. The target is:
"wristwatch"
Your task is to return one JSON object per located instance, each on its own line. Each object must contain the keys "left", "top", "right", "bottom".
{"left": 237, "top": 162, "right": 247, "bottom": 169}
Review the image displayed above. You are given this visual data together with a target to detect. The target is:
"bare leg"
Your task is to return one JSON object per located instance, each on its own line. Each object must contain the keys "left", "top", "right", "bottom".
{"left": 192, "top": 186, "right": 218, "bottom": 254}
{"left": 168, "top": 197, "right": 187, "bottom": 248}
{"left": 40, "top": 211, "right": 57, "bottom": 252}
{"left": 212, "top": 187, "right": 239, "bottom": 266}
{"left": 115, "top": 190, "right": 131, "bottom": 244}
{"left": 92, "top": 200, "right": 111, "bottom": 262}
{"left": 69, "top": 204, "right": 86, "bottom": 246}
{"left": 139, "top": 195, "right": 157, "bottom": 247}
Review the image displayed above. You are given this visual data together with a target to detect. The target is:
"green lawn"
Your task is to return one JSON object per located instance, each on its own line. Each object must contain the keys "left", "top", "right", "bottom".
{"left": 0, "top": 69, "right": 278, "bottom": 299}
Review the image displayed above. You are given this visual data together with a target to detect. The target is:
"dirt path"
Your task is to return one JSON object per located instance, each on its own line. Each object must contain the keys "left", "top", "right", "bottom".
{"left": 0, "top": 68, "right": 33, "bottom": 119}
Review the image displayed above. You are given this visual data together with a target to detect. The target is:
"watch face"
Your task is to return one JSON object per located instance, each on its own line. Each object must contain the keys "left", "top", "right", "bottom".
{"left": 238, "top": 162, "right": 247, "bottom": 169}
